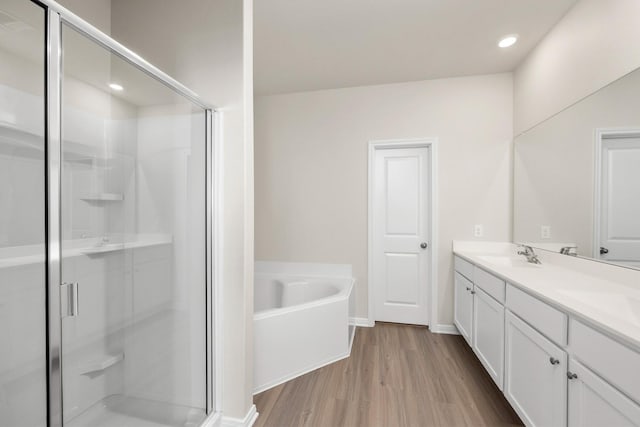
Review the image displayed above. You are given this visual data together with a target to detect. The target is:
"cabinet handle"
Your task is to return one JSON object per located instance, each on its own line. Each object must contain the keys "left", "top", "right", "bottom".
{"left": 470, "top": 290, "right": 476, "bottom": 294}
{"left": 549, "top": 357, "right": 560, "bottom": 365}
{"left": 567, "top": 372, "right": 578, "bottom": 380}
{"left": 466, "top": 287, "right": 471, "bottom": 291}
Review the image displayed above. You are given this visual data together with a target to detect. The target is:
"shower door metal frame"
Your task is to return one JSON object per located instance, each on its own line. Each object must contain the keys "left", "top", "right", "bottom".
{"left": 39, "top": 1, "right": 222, "bottom": 426}
{"left": 45, "top": 7, "right": 63, "bottom": 427}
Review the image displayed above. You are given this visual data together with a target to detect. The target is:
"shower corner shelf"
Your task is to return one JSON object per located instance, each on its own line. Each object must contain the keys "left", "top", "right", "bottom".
{"left": 80, "top": 193, "right": 124, "bottom": 202}
{"left": 64, "top": 155, "right": 124, "bottom": 169}
{"left": 79, "top": 352, "right": 124, "bottom": 376}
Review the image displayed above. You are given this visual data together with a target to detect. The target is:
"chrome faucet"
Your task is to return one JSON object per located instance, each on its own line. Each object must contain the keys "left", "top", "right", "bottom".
{"left": 560, "top": 246, "right": 577, "bottom": 256}
{"left": 517, "top": 245, "right": 542, "bottom": 264}
{"left": 96, "top": 236, "right": 110, "bottom": 246}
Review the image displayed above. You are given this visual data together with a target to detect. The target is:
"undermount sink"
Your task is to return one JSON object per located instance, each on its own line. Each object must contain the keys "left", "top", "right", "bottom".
{"left": 477, "top": 255, "right": 540, "bottom": 268}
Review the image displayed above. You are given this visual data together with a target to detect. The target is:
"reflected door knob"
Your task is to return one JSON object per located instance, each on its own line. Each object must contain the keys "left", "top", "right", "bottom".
{"left": 420, "top": 242, "right": 428, "bottom": 249}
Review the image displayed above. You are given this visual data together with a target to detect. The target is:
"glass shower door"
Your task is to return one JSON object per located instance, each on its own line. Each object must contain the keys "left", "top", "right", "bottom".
{"left": 0, "top": 1, "right": 47, "bottom": 426}
{"left": 59, "top": 23, "right": 207, "bottom": 427}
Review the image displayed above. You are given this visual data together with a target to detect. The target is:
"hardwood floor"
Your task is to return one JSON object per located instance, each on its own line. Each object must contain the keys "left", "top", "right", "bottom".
{"left": 254, "top": 322, "right": 523, "bottom": 427}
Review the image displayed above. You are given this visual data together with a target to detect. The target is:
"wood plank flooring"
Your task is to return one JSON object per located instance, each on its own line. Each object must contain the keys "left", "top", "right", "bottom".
{"left": 254, "top": 322, "right": 523, "bottom": 427}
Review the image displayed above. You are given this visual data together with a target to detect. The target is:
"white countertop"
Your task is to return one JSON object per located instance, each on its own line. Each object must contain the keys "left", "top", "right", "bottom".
{"left": 453, "top": 241, "right": 640, "bottom": 351}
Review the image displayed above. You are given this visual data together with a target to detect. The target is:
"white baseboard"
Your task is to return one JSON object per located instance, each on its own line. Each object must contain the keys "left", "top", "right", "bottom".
{"left": 348, "top": 323, "right": 357, "bottom": 354}
{"left": 430, "top": 324, "right": 460, "bottom": 335}
{"left": 350, "top": 316, "right": 374, "bottom": 327}
{"left": 221, "top": 405, "right": 258, "bottom": 427}
{"left": 350, "top": 318, "right": 456, "bottom": 333}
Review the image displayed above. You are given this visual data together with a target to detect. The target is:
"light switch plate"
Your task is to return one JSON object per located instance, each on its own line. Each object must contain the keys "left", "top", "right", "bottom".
{"left": 474, "top": 224, "right": 483, "bottom": 237}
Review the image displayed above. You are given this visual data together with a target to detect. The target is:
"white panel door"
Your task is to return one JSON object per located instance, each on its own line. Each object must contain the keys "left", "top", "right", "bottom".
{"left": 568, "top": 359, "right": 640, "bottom": 427}
{"left": 473, "top": 287, "right": 504, "bottom": 390}
{"left": 372, "top": 146, "right": 430, "bottom": 325}
{"left": 504, "top": 311, "right": 567, "bottom": 427}
{"left": 599, "top": 137, "right": 640, "bottom": 267}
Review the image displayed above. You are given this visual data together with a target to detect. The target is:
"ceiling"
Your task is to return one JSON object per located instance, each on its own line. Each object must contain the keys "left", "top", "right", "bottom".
{"left": 0, "top": 3, "right": 190, "bottom": 111}
{"left": 254, "top": 0, "right": 578, "bottom": 96}
{"left": 63, "top": 25, "right": 185, "bottom": 109}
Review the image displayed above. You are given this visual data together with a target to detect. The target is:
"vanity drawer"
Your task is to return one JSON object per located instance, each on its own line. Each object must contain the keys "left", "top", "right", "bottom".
{"left": 473, "top": 267, "right": 505, "bottom": 303}
{"left": 570, "top": 319, "right": 640, "bottom": 404}
{"left": 454, "top": 256, "right": 474, "bottom": 281}
{"left": 506, "top": 284, "right": 567, "bottom": 346}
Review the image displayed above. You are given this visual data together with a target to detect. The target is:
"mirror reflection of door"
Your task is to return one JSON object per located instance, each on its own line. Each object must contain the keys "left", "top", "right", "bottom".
{"left": 597, "top": 132, "right": 640, "bottom": 268}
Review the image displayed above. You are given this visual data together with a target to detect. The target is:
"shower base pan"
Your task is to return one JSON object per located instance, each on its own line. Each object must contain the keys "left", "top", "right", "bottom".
{"left": 66, "top": 395, "right": 205, "bottom": 427}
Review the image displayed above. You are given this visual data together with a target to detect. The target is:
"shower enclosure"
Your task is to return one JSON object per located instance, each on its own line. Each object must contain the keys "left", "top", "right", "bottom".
{"left": 0, "top": 1, "right": 219, "bottom": 426}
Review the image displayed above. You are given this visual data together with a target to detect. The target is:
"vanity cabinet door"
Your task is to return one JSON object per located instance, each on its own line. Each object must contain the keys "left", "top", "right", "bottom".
{"left": 505, "top": 311, "right": 567, "bottom": 427}
{"left": 472, "top": 287, "right": 504, "bottom": 390}
{"left": 568, "top": 359, "right": 640, "bottom": 427}
{"left": 454, "top": 272, "right": 473, "bottom": 346}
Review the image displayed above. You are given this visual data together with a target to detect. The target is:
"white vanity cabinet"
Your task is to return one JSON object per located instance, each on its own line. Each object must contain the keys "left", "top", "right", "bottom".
{"left": 454, "top": 271, "right": 474, "bottom": 346}
{"left": 568, "top": 359, "right": 640, "bottom": 427}
{"left": 472, "top": 286, "right": 504, "bottom": 390}
{"left": 569, "top": 319, "right": 640, "bottom": 405}
{"left": 504, "top": 282, "right": 570, "bottom": 426}
{"left": 454, "top": 257, "right": 505, "bottom": 389}
{"left": 504, "top": 311, "right": 567, "bottom": 427}
{"left": 453, "top": 251, "right": 640, "bottom": 427}
{"left": 568, "top": 319, "right": 640, "bottom": 427}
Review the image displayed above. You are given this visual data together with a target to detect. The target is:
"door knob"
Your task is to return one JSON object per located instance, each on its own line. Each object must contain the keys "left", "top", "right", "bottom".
{"left": 600, "top": 247, "right": 609, "bottom": 255}
{"left": 420, "top": 242, "right": 428, "bottom": 249}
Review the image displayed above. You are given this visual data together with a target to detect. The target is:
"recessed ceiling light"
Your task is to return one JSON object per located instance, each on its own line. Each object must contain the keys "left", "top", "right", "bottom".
{"left": 109, "top": 83, "right": 124, "bottom": 91}
{"left": 498, "top": 35, "right": 518, "bottom": 48}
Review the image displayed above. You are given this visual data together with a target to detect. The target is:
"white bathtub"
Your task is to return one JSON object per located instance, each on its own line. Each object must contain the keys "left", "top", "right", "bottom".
{"left": 253, "top": 262, "right": 356, "bottom": 394}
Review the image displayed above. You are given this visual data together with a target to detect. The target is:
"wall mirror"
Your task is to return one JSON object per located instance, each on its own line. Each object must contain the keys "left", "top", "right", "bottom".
{"left": 513, "top": 66, "right": 640, "bottom": 270}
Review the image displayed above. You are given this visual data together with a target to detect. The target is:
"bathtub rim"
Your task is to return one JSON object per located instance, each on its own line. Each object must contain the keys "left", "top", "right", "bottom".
{"left": 254, "top": 274, "right": 355, "bottom": 320}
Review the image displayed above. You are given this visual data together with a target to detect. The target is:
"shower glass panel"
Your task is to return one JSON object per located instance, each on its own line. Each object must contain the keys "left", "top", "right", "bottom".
{"left": 0, "top": 1, "right": 47, "bottom": 426}
{"left": 60, "top": 24, "right": 207, "bottom": 427}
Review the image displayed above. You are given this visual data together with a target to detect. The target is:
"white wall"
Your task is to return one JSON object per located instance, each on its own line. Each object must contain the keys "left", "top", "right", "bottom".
{"left": 514, "top": 0, "right": 640, "bottom": 135}
{"left": 111, "top": 0, "right": 254, "bottom": 420}
{"left": 255, "top": 73, "right": 513, "bottom": 326}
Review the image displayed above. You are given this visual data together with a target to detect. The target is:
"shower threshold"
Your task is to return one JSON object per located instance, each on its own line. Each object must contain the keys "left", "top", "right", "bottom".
{"left": 66, "top": 394, "right": 206, "bottom": 427}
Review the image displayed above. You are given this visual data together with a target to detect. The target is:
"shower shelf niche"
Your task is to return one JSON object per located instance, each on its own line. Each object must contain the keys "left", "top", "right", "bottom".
{"left": 79, "top": 353, "right": 124, "bottom": 376}
{"left": 81, "top": 243, "right": 126, "bottom": 255}
{"left": 0, "top": 124, "right": 130, "bottom": 166}
{"left": 0, "top": 124, "right": 43, "bottom": 159}
{"left": 80, "top": 193, "right": 124, "bottom": 202}
{"left": 64, "top": 153, "right": 129, "bottom": 169}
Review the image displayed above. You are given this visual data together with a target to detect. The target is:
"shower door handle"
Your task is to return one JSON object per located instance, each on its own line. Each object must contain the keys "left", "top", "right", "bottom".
{"left": 61, "top": 282, "right": 79, "bottom": 318}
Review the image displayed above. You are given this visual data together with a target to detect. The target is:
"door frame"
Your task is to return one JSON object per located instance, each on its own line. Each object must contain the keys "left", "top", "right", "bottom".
{"left": 367, "top": 138, "right": 438, "bottom": 328}
{"left": 593, "top": 128, "right": 640, "bottom": 260}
